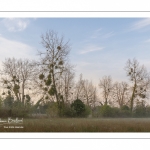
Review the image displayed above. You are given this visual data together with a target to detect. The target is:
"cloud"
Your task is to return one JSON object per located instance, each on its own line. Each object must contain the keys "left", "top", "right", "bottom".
{"left": 79, "top": 45, "right": 104, "bottom": 54}
{"left": 144, "top": 39, "right": 150, "bottom": 43}
{"left": 1, "top": 18, "right": 30, "bottom": 32}
{"left": 90, "top": 28, "right": 102, "bottom": 39}
{"left": 103, "top": 31, "right": 114, "bottom": 38}
{"left": 90, "top": 29, "right": 114, "bottom": 39}
{"left": 0, "top": 36, "right": 37, "bottom": 61}
{"left": 132, "top": 18, "right": 150, "bottom": 30}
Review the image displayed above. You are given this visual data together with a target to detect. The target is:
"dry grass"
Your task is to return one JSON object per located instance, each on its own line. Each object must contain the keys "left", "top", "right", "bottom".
{"left": 1, "top": 118, "right": 150, "bottom": 132}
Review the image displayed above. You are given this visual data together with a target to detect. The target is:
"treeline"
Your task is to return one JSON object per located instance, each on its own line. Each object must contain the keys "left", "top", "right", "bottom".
{"left": 0, "top": 30, "right": 150, "bottom": 118}
{"left": 1, "top": 95, "right": 150, "bottom": 118}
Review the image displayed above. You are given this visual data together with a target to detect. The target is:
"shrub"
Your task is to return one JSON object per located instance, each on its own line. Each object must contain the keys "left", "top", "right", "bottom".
{"left": 3, "top": 96, "right": 14, "bottom": 109}
{"left": 133, "top": 105, "right": 146, "bottom": 117}
{"left": 146, "top": 106, "right": 150, "bottom": 117}
{"left": 63, "top": 104, "right": 76, "bottom": 117}
{"left": 121, "top": 105, "right": 130, "bottom": 111}
{"left": 99, "top": 105, "right": 113, "bottom": 117}
{"left": 111, "top": 107, "right": 120, "bottom": 117}
{"left": 119, "top": 105, "right": 131, "bottom": 117}
{"left": 71, "top": 99, "right": 85, "bottom": 117}
{"left": 81, "top": 105, "right": 92, "bottom": 117}
{"left": 46, "top": 102, "right": 59, "bottom": 117}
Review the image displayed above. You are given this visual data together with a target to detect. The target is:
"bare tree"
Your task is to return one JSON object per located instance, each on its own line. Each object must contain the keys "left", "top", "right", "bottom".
{"left": 125, "top": 58, "right": 150, "bottom": 112}
{"left": 56, "top": 64, "right": 75, "bottom": 104}
{"left": 74, "top": 74, "right": 85, "bottom": 100}
{"left": 112, "top": 81, "right": 129, "bottom": 108}
{"left": 82, "top": 80, "right": 97, "bottom": 107}
{"left": 36, "top": 30, "right": 71, "bottom": 115}
{"left": 0, "top": 58, "right": 35, "bottom": 105}
{"left": 73, "top": 74, "right": 98, "bottom": 109}
{"left": 99, "top": 75, "right": 113, "bottom": 105}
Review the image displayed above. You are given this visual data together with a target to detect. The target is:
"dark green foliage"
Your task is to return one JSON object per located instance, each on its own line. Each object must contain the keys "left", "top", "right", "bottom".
{"left": 45, "top": 95, "right": 49, "bottom": 100}
{"left": 59, "top": 94, "right": 63, "bottom": 100}
{"left": 57, "top": 46, "right": 61, "bottom": 50}
{"left": 139, "top": 94, "right": 146, "bottom": 98}
{"left": 111, "top": 107, "right": 120, "bottom": 117}
{"left": 48, "top": 85, "right": 56, "bottom": 96}
{"left": 99, "top": 105, "right": 113, "bottom": 117}
{"left": 47, "top": 74, "right": 51, "bottom": 79}
{"left": 43, "top": 87, "right": 48, "bottom": 91}
{"left": 39, "top": 74, "right": 45, "bottom": 80}
{"left": 50, "top": 69, "right": 53, "bottom": 73}
{"left": 63, "top": 104, "right": 76, "bottom": 117}
{"left": 25, "top": 95, "right": 31, "bottom": 103}
{"left": 16, "top": 79, "right": 19, "bottom": 82}
{"left": 3, "top": 95, "right": 14, "bottom": 109}
{"left": 0, "top": 94, "right": 33, "bottom": 118}
{"left": 55, "top": 66, "right": 58, "bottom": 69}
{"left": 81, "top": 105, "right": 92, "bottom": 117}
{"left": 7, "top": 86, "right": 11, "bottom": 89}
{"left": 71, "top": 99, "right": 85, "bottom": 117}
{"left": 121, "top": 105, "right": 130, "bottom": 111}
{"left": 45, "top": 79, "right": 52, "bottom": 86}
{"left": 2, "top": 92, "right": 5, "bottom": 95}
{"left": 49, "top": 63, "right": 54, "bottom": 68}
{"left": 93, "top": 105, "right": 131, "bottom": 118}
{"left": 58, "top": 61, "right": 63, "bottom": 65}
{"left": 13, "top": 84, "right": 20, "bottom": 94}
{"left": 133, "top": 105, "right": 146, "bottom": 117}
{"left": 13, "top": 75, "right": 16, "bottom": 79}
{"left": 14, "top": 84, "right": 20, "bottom": 89}
{"left": 4, "top": 80, "right": 8, "bottom": 84}
{"left": 145, "top": 106, "right": 150, "bottom": 117}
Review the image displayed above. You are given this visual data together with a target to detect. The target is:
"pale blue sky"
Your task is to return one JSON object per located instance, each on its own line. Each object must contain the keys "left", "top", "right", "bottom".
{"left": 0, "top": 18, "right": 150, "bottom": 85}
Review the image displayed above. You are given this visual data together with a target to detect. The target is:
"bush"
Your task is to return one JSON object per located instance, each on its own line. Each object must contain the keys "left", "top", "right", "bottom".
{"left": 100, "top": 105, "right": 113, "bottom": 117}
{"left": 111, "top": 107, "right": 120, "bottom": 117}
{"left": 133, "top": 105, "right": 146, "bottom": 117}
{"left": 71, "top": 99, "right": 85, "bottom": 117}
{"left": 63, "top": 104, "right": 76, "bottom": 117}
{"left": 119, "top": 105, "right": 131, "bottom": 117}
{"left": 46, "top": 102, "right": 59, "bottom": 117}
{"left": 81, "top": 105, "right": 92, "bottom": 117}
{"left": 121, "top": 105, "right": 130, "bottom": 111}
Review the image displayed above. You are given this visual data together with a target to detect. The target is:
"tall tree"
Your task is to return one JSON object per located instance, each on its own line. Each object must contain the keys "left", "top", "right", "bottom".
{"left": 74, "top": 74, "right": 85, "bottom": 100}
{"left": 74, "top": 75, "right": 98, "bottom": 108}
{"left": 37, "top": 30, "right": 71, "bottom": 115}
{"left": 0, "top": 58, "right": 35, "bottom": 105}
{"left": 125, "top": 58, "right": 150, "bottom": 112}
{"left": 99, "top": 75, "right": 113, "bottom": 105}
{"left": 112, "top": 81, "right": 129, "bottom": 108}
{"left": 82, "top": 80, "right": 97, "bottom": 107}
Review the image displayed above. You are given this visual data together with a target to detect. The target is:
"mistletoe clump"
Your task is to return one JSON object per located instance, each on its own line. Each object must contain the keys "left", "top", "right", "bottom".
{"left": 45, "top": 79, "right": 52, "bottom": 86}
{"left": 48, "top": 85, "right": 56, "bottom": 96}
{"left": 13, "top": 84, "right": 20, "bottom": 94}
{"left": 39, "top": 74, "right": 45, "bottom": 80}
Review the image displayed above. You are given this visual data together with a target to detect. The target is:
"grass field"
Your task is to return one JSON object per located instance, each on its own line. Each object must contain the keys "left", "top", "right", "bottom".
{"left": 1, "top": 118, "right": 150, "bottom": 132}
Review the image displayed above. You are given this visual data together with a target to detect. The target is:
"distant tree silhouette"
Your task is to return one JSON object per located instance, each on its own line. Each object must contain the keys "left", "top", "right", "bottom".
{"left": 125, "top": 58, "right": 150, "bottom": 112}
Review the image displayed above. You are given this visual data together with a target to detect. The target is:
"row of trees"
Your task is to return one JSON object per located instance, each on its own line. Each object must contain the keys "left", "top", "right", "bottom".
{"left": 99, "top": 59, "right": 150, "bottom": 113}
{"left": 0, "top": 30, "right": 150, "bottom": 117}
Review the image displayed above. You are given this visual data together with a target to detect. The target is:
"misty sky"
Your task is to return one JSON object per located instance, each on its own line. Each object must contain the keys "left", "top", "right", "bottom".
{"left": 0, "top": 18, "right": 150, "bottom": 85}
